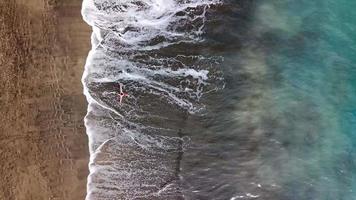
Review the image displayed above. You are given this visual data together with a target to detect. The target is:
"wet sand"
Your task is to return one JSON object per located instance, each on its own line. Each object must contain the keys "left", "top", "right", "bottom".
{"left": 0, "top": 0, "right": 90, "bottom": 199}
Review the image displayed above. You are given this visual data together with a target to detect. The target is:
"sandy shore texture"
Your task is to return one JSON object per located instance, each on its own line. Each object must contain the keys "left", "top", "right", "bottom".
{"left": 0, "top": 0, "right": 90, "bottom": 199}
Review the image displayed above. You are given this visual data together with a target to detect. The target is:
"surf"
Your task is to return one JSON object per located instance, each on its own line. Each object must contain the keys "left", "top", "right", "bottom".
{"left": 81, "top": 0, "right": 224, "bottom": 199}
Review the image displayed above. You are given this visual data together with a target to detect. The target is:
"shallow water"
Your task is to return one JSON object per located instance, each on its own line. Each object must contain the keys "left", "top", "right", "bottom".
{"left": 82, "top": 0, "right": 356, "bottom": 199}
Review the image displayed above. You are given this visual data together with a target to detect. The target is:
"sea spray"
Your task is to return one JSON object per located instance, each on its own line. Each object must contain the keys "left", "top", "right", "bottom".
{"left": 81, "top": 0, "right": 224, "bottom": 199}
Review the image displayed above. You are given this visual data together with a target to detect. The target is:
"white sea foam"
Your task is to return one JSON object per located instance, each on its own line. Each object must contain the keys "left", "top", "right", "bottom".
{"left": 82, "top": 0, "right": 221, "bottom": 50}
{"left": 81, "top": 0, "right": 223, "bottom": 199}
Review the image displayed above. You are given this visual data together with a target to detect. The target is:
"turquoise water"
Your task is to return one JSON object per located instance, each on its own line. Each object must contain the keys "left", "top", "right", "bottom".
{"left": 247, "top": 0, "right": 356, "bottom": 199}
{"left": 201, "top": 0, "right": 356, "bottom": 199}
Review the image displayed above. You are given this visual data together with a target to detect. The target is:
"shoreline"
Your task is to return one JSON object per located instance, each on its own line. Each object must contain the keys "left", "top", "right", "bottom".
{"left": 0, "top": 1, "right": 90, "bottom": 199}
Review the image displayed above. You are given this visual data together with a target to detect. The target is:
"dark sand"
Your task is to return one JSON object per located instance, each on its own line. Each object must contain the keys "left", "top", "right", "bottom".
{"left": 0, "top": 0, "right": 90, "bottom": 199}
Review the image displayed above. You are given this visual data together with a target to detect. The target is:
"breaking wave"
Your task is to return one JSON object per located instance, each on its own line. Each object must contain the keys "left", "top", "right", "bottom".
{"left": 81, "top": 0, "right": 224, "bottom": 199}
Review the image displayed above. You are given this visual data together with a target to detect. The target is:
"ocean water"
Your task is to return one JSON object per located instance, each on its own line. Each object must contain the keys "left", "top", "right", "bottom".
{"left": 81, "top": 0, "right": 356, "bottom": 199}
